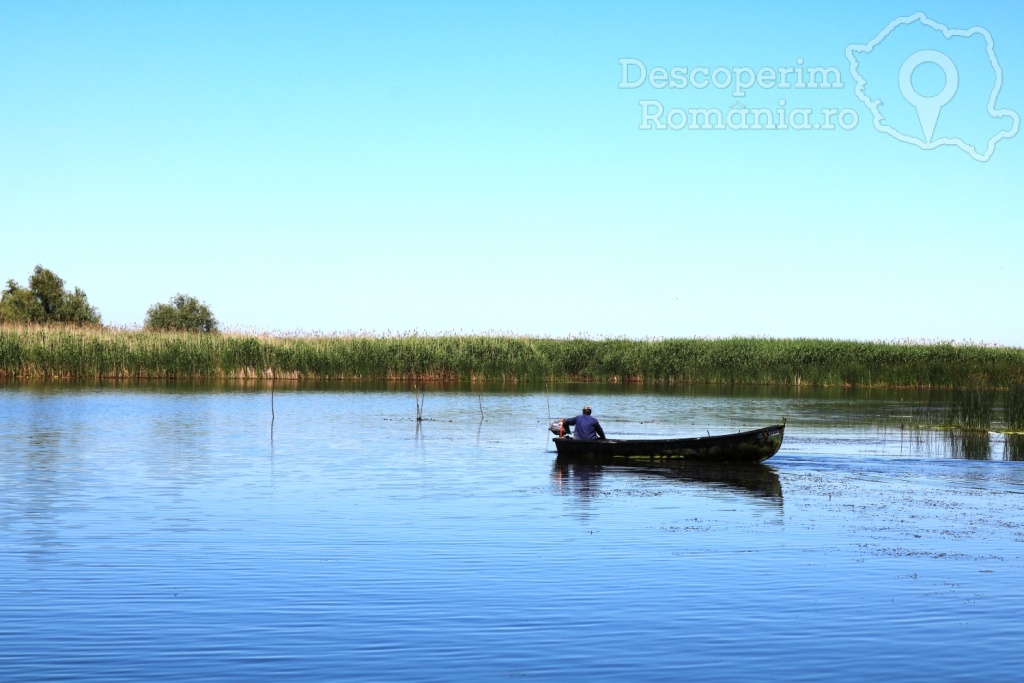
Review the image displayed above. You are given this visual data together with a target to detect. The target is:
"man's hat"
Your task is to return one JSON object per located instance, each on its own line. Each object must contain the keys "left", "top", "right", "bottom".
{"left": 582, "top": 405, "right": 592, "bottom": 413}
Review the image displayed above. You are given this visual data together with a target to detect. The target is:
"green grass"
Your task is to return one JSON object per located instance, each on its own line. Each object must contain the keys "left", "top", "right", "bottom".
{"left": 3, "top": 325, "right": 1024, "bottom": 388}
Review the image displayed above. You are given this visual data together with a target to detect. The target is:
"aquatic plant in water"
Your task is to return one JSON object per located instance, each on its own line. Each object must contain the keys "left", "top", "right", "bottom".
{"left": 1004, "top": 378, "right": 1024, "bottom": 432}
{"left": 947, "top": 378, "right": 995, "bottom": 432}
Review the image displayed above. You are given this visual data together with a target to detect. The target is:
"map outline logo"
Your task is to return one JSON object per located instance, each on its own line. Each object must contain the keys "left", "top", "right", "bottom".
{"left": 847, "top": 12, "right": 1019, "bottom": 161}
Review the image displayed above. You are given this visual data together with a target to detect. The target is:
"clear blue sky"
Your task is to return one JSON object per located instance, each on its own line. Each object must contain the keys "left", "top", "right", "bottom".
{"left": 1, "top": 1, "right": 1021, "bottom": 344}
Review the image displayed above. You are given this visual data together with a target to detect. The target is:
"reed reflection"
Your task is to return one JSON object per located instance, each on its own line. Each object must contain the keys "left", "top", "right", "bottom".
{"left": 3, "top": 395, "right": 91, "bottom": 562}
{"left": 551, "top": 456, "right": 782, "bottom": 505}
{"left": 1004, "top": 434, "right": 1024, "bottom": 461}
{"left": 948, "top": 431, "right": 992, "bottom": 460}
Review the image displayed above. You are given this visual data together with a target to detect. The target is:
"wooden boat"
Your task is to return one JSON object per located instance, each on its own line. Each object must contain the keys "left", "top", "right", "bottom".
{"left": 552, "top": 423, "right": 785, "bottom": 463}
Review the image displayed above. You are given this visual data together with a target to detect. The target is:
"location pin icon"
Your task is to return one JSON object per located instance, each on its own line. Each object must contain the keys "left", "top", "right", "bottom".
{"left": 899, "top": 50, "right": 958, "bottom": 143}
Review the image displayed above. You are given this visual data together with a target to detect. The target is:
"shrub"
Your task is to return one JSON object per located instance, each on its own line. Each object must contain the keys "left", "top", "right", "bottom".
{"left": 144, "top": 294, "right": 218, "bottom": 333}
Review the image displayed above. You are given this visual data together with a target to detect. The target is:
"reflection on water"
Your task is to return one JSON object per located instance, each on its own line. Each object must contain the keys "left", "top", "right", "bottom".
{"left": 5, "top": 381, "right": 1024, "bottom": 683}
{"left": 948, "top": 431, "right": 992, "bottom": 460}
{"left": 552, "top": 457, "right": 782, "bottom": 505}
{"left": 1005, "top": 434, "right": 1024, "bottom": 461}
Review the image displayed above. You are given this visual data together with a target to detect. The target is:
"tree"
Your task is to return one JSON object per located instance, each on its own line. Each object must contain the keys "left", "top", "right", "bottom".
{"left": 0, "top": 265, "right": 101, "bottom": 325}
{"left": 144, "top": 293, "right": 219, "bottom": 333}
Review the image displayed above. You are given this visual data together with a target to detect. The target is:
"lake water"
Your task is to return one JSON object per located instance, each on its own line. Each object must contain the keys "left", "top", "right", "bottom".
{"left": 2, "top": 382, "right": 1023, "bottom": 682}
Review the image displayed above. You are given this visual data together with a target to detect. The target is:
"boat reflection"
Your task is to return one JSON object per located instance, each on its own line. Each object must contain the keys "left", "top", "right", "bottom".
{"left": 551, "top": 456, "right": 782, "bottom": 504}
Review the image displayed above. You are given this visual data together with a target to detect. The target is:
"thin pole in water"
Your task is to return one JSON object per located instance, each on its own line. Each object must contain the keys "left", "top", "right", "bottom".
{"left": 264, "top": 341, "right": 275, "bottom": 437}
{"left": 546, "top": 391, "right": 554, "bottom": 450}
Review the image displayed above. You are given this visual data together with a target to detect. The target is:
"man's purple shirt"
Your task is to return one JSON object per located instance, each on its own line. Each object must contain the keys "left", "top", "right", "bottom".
{"left": 564, "top": 414, "right": 606, "bottom": 440}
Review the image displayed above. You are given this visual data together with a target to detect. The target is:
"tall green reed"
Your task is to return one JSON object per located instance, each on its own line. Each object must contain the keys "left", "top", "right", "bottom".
{"left": 947, "top": 377, "right": 996, "bottom": 431}
{"left": 1004, "top": 378, "right": 1024, "bottom": 432}
{"left": 2, "top": 326, "right": 1024, "bottom": 387}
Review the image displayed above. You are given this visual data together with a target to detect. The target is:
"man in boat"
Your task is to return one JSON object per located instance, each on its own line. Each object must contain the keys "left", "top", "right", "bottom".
{"left": 563, "top": 405, "right": 606, "bottom": 441}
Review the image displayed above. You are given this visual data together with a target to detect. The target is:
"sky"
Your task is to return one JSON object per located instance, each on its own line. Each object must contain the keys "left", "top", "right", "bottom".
{"left": 1, "top": 1, "right": 1021, "bottom": 344}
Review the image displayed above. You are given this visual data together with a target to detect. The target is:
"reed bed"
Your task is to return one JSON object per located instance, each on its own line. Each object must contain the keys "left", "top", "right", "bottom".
{"left": 946, "top": 378, "right": 996, "bottom": 431}
{"left": 1004, "top": 378, "right": 1024, "bottom": 432}
{"left": 3, "top": 326, "right": 1024, "bottom": 388}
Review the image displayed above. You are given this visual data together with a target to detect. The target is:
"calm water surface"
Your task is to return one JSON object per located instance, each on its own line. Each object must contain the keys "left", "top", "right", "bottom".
{"left": 2, "top": 383, "right": 1023, "bottom": 681}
